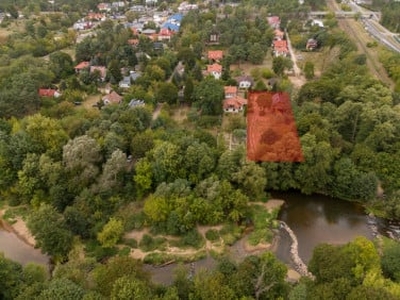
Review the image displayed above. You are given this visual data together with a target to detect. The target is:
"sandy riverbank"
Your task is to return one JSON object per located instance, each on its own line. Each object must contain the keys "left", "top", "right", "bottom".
{"left": 0, "top": 209, "right": 36, "bottom": 247}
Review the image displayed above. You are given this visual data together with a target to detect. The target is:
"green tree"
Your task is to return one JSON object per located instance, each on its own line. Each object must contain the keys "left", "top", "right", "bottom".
{"left": 155, "top": 82, "right": 178, "bottom": 105}
{"left": 93, "top": 256, "right": 149, "bottom": 297}
{"left": 37, "top": 278, "right": 85, "bottom": 300}
{"left": 49, "top": 51, "right": 74, "bottom": 80}
{"left": 62, "top": 135, "right": 102, "bottom": 191}
{"left": 0, "top": 253, "right": 23, "bottom": 300}
{"left": 248, "top": 43, "right": 265, "bottom": 65}
{"left": 134, "top": 158, "right": 153, "bottom": 198}
{"left": 304, "top": 61, "right": 315, "bottom": 79}
{"left": 107, "top": 59, "right": 122, "bottom": 84}
{"left": 27, "top": 204, "right": 73, "bottom": 260}
{"left": 193, "top": 77, "right": 224, "bottom": 115}
{"left": 381, "top": 240, "right": 400, "bottom": 282}
{"left": 111, "top": 276, "right": 151, "bottom": 300}
{"left": 272, "top": 56, "right": 293, "bottom": 77}
{"left": 97, "top": 217, "right": 124, "bottom": 248}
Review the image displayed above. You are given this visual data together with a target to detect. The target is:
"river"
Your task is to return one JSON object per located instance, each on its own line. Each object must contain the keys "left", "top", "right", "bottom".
{"left": 0, "top": 192, "right": 395, "bottom": 284}
{"left": 0, "top": 222, "right": 49, "bottom": 266}
{"left": 274, "top": 191, "right": 374, "bottom": 264}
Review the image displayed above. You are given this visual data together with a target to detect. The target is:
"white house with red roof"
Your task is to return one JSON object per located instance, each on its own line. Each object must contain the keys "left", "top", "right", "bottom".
{"left": 158, "top": 28, "right": 174, "bottom": 41}
{"left": 38, "top": 88, "right": 61, "bottom": 98}
{"left": 223, "top": 96, "right": 247, "bottom": 113}
{"left": 206, "top": 63, "right": 222, "bottom": 79}
{"left": 272, "top": 40, "right": 289, "bottom": 57}
{"left": 224, "top": 86, "right": 238, "bottom": 99}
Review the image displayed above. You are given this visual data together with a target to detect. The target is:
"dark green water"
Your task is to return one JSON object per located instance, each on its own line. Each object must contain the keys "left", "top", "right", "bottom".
{"left": 275, "top": 191, "right": 374, "bottom": 263}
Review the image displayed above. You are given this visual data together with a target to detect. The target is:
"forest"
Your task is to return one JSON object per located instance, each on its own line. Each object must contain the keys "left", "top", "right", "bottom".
{"left": 1, "top": 0, "right": 400, "bottom": 299}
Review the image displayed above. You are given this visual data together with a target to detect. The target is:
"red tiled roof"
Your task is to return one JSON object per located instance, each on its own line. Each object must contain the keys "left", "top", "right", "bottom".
{"left": 224, "top": 86, "right": 237, "bottom": 95}
{"left": 208, "top": 50, "right": 224, "bottom": 60}
{"left": 273, "top": 40, "right": 287, "bottom": 48}
{"left": 38, "top": 89, "right": 56, "bottom": 97}
{"left": 102, "top": 91, "right": 122, "bottom": 104}
{"left": 75, "top": 61, "right": 90, "bottom": 70}
{"left": 223, "top": 96, "right": 248, "bottom": 110}
{"left": 159, "top": 28, "right": 174, "bottom": 36}
{"left": 207, "top": 63, "right": 222, "bottom": 73}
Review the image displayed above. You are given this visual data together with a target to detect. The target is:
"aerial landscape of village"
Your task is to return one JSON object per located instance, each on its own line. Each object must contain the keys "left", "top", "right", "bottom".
{"left": 1, "top": 0, "right": 400, "bottom": 298}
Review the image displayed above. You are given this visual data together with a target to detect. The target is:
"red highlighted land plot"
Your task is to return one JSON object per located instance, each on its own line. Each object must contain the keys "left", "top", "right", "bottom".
{"left": 246, "top": 91, "right": 304, "bottom": 162}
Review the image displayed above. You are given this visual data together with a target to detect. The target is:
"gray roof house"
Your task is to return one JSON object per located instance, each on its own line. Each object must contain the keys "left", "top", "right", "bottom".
{"left": 119, "top": 71, "right": 141, "bottom": 88}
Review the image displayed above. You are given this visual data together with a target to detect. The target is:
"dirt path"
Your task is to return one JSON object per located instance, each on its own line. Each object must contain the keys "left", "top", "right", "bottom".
{"left": 152, "top": 103, "right": 163, "bottom": 120}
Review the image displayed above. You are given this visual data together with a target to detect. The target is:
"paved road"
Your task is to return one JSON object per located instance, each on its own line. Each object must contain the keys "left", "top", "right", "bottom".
{"left": 348, "top": 1, "right": 400, "bottom": 53}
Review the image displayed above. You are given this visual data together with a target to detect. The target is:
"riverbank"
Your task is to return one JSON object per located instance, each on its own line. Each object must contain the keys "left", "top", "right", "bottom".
{"left": 0, "top": 208, "right": 36, "bottom": 247}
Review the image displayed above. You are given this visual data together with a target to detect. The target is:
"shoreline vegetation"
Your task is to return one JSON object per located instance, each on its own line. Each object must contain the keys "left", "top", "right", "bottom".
{"left": 0, "top": 199, "right": 307, "bottom": 280}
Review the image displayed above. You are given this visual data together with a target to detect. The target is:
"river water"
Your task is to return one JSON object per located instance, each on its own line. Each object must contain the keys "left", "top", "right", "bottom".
{"left": 275, "top": 191, "right": 374, "bottom": 264}
{"left": 0, "top": 223, "right": 49, "bottom": 266}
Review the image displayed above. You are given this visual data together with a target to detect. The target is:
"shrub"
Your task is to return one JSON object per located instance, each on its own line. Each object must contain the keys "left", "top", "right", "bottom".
{"left": 118, "top": 246, "right": 131, "bottom": 256}
{"left": 181, "top": 229, "right": 204, "bottom": 248}
{"left": 123, "top": 238, "right": 138, "bottom": 248}
{"left": 139, "top": 234, "right": 167, "bottom": 252}
{"left": 205, "top": 229, "right": 220, "bottom": 242}
{"left": 143, "top": 252, "right": 175, "bottom": 265}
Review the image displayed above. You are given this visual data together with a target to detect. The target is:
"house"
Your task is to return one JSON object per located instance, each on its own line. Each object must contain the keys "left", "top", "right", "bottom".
{"left": 73, "top": 21, "right": 93, "bottom": 30}
{"left": 130, "top": 5, "right": 146, "bottom": 12}
{"left": 206, "top": 63, "right": 222, "bottom": 79}
{"left": 224, "top": 86, "right": 238, "bottom": 99}
{"left": 272, "top": 40, "right": 288, "bottom": 57}
{"left": 311, "top": 19, "right": 324, "bottom": 28}
{"left": 129, "top": 99, "right": 145, "bottom": 108}
{"left": 306, "top": 38, "right": 318, "bottom": 51}
{"left": 162, "top": 13, "right": 182, "bottom": 32}
{"left": 267, "top": 16, "right": 281, "bottom": 29}
{"left": 236, "top": 75, "right": 254, "bottom": 89}
{"left": 87, "top": 13, "right": 106, "bottom": 21}
{"left": 97, "top": 3, "right": 112, "bottom": 12}
{"left": 112, "top": 1, "right": 125, "bottom": 9}
{"left": 119, "top": 71, "right": 141, "bottom": 88}
{"left": 74, "top": 61, "right": 90, "bottom": 73}
{"left": 223, "top": 96, "right": 247, "bottom": 113}
{"left": 178, "top": 2, "right": 198, "bottom": 12}
{"left": 208, "top": 26, "right": 220, "bottom": 45}
{"left": 90, "top": 66, "right": 107, "bottom": 81}
{"left": 128, "top": 38, "right": 140, "bottom": 47}
{"left": 208, "top": 50, "right": 224, "bottom": 62}
{"left": 102, "top": 91, "right": 122, "bottom": 105}
{"left": 158, "top": 28, "right": 174, "bottom": 41}
{"left": 39, "top": 88, "right": 61, "bottom": 98}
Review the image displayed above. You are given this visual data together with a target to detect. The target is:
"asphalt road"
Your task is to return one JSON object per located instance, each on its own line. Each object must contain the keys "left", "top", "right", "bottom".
{"left": 348, "top": 1, "right": 400, "bottom": 53}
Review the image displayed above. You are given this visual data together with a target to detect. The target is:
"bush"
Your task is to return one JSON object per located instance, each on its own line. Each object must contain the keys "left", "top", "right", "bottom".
{"left": 123, "top": 238, "right": 138, "bottom": 248}
{"left": 124, "top": 212, "right": 146, "bottom": 231}
{"left": 205, "top": 229, "right": 220, "bottom": 242}
{"left": 118, "top": 246, "right": 131, "bottom": 256}
{"left": 143, "top": 252, "right": 175, "bottom": 265}
{"left": 196, "top": 115, "right": 221, "bottom": 128}
{"left": 139, "top": 234, "right": 167, "bottom": 252}
{"left": 219, "top": 223, "right": 243, "bottom": 245}
{"left": 181, "top": 229, "right": 204, "bottom": 248}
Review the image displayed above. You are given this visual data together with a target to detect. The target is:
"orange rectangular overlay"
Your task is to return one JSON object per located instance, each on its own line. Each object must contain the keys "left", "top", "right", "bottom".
{"left": 246, "top": 91, "right": 304, "bottom": 162}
